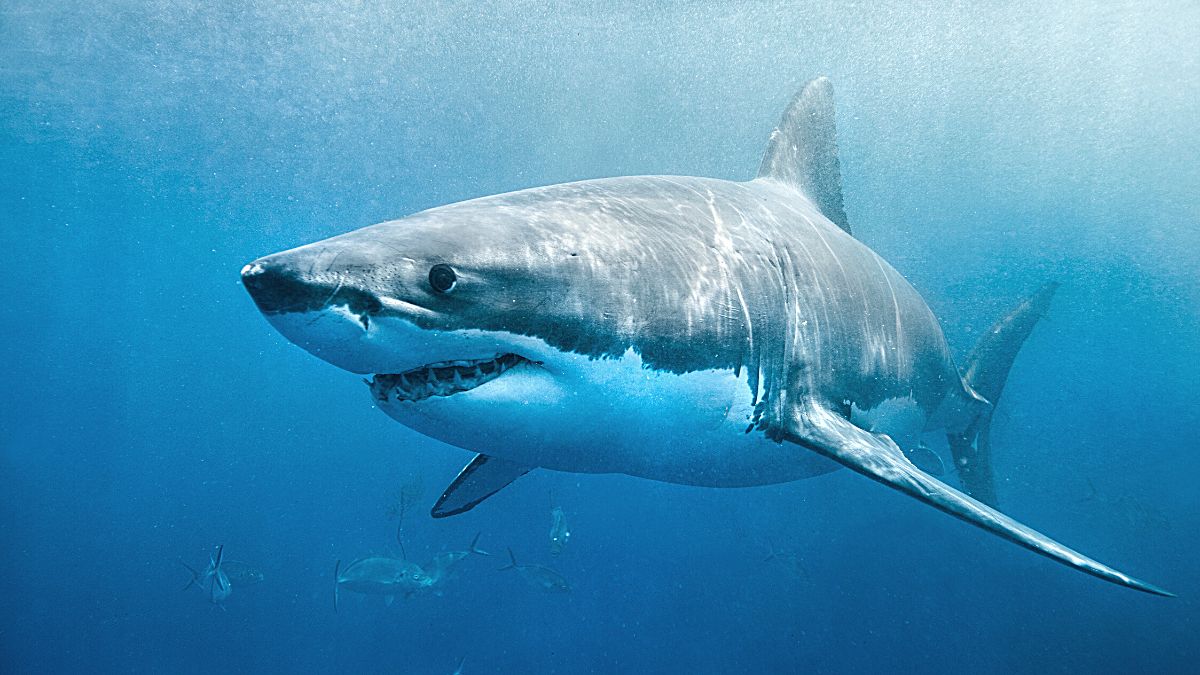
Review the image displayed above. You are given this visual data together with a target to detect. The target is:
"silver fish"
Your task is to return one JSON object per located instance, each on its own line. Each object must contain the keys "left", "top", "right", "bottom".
{"left": 181, "top": 545, "right": 231, "bottom": 604}
{"left": 498, "top": 548, "right": 570, "bottom": 593}
{"left": 334, "top": 556, "right": 433, "bottom": 611}
{"left": 549, "top": 506, "right": 571, "bottom": 556}
{"left": 221, "top": 560, "right": 265, "bottom": 587}
{"left": 426, "top": 532, "right": 490, "bottom": 587}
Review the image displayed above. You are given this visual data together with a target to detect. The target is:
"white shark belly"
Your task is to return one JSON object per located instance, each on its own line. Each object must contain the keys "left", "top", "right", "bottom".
{"left": 378, "top": 344, "right": 840, "bottom": 487}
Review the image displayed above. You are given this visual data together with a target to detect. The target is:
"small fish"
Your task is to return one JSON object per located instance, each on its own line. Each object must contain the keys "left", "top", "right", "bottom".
{"left": 763, "top": 541, "right": 809, "bottom": 580}
{"left": 181, "top": 545, "right": 231, "bottom": 604}
{"left": 904, "top": 442, "right": 945, "bottom": 476}
{"left": 1078, "top": 478, "right": 1172, "bottom": 532}
{"left": 549, "top": 505, "right": 571, "bottom": 556}
{"left": 426, "top": 532, "right": 490, "bottom": 587}
{"left": 334, "top": 556, "right": 434, "bottom": 612}
{"left": 498, "top": 548, "right": 570, "bottom": 593}
{"left": 221, "top": 561, "right": 264, "bottom": 586}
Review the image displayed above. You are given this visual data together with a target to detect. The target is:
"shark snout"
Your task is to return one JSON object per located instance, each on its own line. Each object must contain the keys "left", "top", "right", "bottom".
{"left": 241, "top": 259, "right": 320, "bottom": 315}
{"left": 241, "top": 256, "right": 385, "bottom": 322}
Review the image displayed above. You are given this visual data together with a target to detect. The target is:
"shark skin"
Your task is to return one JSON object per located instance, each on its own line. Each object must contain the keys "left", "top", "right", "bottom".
{"left": 242, "top": 78, "right": 1170, "bottom": 596}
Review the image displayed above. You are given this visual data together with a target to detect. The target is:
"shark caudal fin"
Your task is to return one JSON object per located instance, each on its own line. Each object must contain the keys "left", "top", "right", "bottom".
{"left": 756, "top": 77, "right": 851, "bottom": 235}
{"left": 948, "top": 282, "right": 1060, "bottom": 505}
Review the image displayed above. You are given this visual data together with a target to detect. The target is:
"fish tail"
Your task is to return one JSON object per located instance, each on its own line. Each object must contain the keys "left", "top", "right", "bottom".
{"left": 469, "top": 532, "right": 491, "bottom": 556}
{"left": 761, "top": 540, "right": 778, "bottom": 563}
{"left": 333, "top": 559, "right": 341, "bottom": 614}
{"left": 179, "top": 559, "right": 200, "bottom": 591}
{"left": 498, "top": 547, "right": 518, "bottom": 571}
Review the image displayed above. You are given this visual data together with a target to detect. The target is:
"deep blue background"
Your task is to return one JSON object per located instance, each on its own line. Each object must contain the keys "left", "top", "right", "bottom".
{"left": 2, "top": 2, "right": 1197, "bottom": 673}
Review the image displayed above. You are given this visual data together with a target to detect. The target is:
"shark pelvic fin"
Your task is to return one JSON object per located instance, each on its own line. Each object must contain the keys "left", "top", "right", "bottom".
{"left": 787, "top": 403, "right": 1172, "bottom": 596}
{"left": 431, "top": 454, "right": 532, "bottom": 518}
{"left": 950, "top": 281, "right": 1060, "bottom": 504}
{"left": 756, "top": 76, "right": 851, "bottom": 235}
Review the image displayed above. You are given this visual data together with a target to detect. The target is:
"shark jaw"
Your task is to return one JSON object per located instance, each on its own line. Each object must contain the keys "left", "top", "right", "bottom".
{"left": 366, "top": 353, "right": 539, "bottom": 404}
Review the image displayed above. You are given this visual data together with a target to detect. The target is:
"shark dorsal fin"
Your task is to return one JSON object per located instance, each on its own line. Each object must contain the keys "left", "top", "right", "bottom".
{"left": 756, "top": 77, "right": 851, "bottom": 236}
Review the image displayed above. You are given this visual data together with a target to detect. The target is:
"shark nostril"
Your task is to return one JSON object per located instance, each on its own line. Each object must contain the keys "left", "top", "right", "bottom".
{"left": 241, "top": 258, "right": 383, "bottom": 321}
{"left": 240, "top": 261, "right": 314, "bottom": 314}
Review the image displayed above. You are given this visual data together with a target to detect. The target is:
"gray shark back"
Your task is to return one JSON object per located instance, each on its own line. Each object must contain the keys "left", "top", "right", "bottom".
{"left": 330, "top": 173, "right": 965, "bottom": 436}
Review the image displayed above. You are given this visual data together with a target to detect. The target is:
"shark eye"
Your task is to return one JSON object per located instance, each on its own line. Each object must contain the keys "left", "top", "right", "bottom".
{"left": 428, "top": 264, "right": 457, "bottom": 294}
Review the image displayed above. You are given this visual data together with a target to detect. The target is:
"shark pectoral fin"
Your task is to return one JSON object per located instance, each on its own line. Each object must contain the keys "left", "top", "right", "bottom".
{"left": 431, "top": 454, "right": 532, "bottom": 518}
{"left": 786, "top": 404, "right": 1172, "bottom": 596}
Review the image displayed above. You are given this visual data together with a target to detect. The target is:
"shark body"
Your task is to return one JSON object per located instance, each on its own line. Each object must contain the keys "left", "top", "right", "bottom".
{"left": 242, "top": 79, "right": 1169, "bottom": 596}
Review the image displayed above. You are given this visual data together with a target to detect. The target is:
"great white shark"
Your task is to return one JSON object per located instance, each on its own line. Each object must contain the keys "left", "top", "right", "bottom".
{"left": 242, "top": 78, "right": 1170, "bottom": 596}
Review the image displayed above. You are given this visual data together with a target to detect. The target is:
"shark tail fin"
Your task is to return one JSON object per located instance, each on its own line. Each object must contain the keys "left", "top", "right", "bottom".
{"left": 949, "top": 282, "right": 1060, "bottom": 505}
{"left": 469, "top": 532, "right": 491, "bottom": 557}
{"left": 498, "top": 548, "right": 518, "bottom": 571}
{"left": 333, "top": 560, "right": 341, "bottom": 614}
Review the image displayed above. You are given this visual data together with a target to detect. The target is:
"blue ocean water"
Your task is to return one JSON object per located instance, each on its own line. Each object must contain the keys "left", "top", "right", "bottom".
{"left": 2, "top": 2, "right": 1197, "bottom": 673}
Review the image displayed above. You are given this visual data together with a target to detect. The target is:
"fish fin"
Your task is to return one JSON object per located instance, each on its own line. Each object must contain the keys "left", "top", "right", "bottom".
{"left": 469, "top": 532, "right": 491, "bottom": 556}
{"left": 903, "top": 443, "right": 946, "bottom": 477}
{"left": 786, "top": 403, "right": 1172, "bottom": 596}
{"left": 333, "top": 560, "right": 340, "bottom": 614}
{"left": 756, "top": 77, "right": 851, "bottom": 235}
{"left": 498, "top": 548, "right": 518, "bottom": 571}
{"left": 951, "top": 282, "right": 1060, "bottom": 504}
{"left": 1078, "top": 478, "right": 1099, "bottom": 504}
{"left": 761, "top": 540, "right": 778, "bottom": 563}
{"left": 384, "top": 595, "right": 395, "bottom": 607}
{"left": 431, "top": 454, "right": 532, "bottom": 518}
{"left": 212, "top": 544, "right": 225, "bottom": 570}
{"left": 179, "top": 559, "right": 200, "bottom": 591}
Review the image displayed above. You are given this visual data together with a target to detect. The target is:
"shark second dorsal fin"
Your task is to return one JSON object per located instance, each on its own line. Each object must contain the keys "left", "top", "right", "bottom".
{"left": 756, "top": 77, "right": 851, "bottom": 235}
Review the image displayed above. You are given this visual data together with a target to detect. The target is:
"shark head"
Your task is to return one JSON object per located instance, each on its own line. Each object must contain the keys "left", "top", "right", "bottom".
{"left": 240, "top": 181, "right": 757, "bottom": 471}
{"left": 243, "top": 194, "right": 583, "bottom": 397}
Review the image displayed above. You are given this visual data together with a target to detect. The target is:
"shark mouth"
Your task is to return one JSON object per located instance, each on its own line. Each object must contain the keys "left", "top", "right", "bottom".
{"left": 367, "top": 353, "right": 533, "bottom": 403}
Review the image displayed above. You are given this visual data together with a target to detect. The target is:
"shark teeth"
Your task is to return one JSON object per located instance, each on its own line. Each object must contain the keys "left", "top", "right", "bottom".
{"left": 367, "top": 354, "right": 530, "bottom": 403}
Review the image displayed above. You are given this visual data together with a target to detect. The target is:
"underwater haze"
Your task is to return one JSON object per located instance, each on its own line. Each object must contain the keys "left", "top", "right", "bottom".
{"left": 2, "top": 1, "right": 1198, "bottom": 673}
